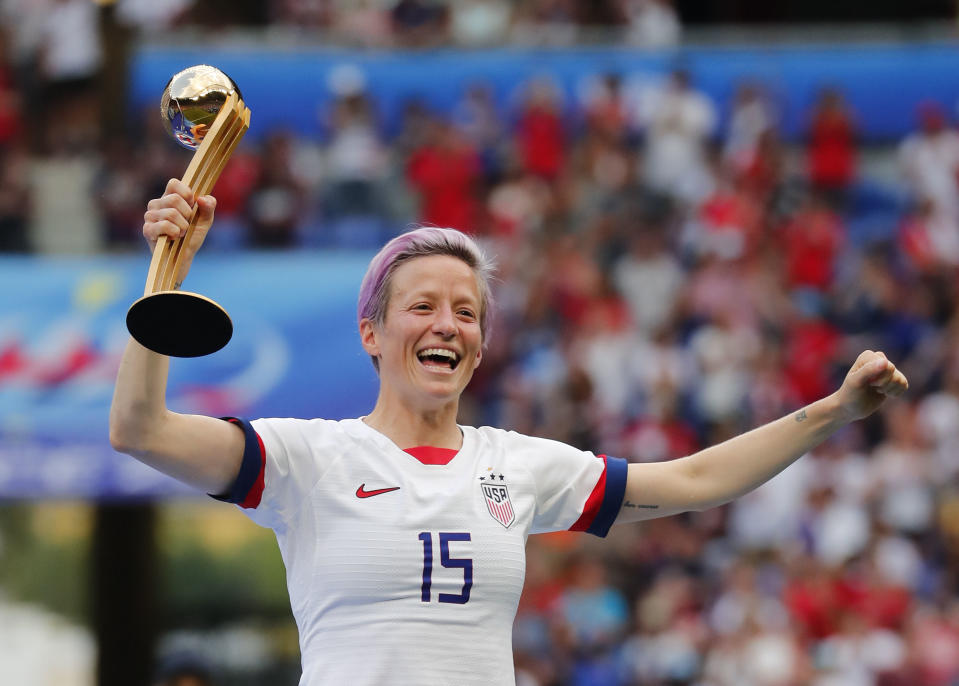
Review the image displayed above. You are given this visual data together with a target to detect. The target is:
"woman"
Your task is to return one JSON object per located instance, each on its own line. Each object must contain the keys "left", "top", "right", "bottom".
{"left": 111, "top": 179, "right": 909, "bottom": 686}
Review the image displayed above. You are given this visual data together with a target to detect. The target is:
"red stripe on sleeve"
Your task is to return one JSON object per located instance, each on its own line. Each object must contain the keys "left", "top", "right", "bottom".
{"left": 569, "top": 455, "right": 608, "bottom": 532}
{"left": 239, "top": 432, "right": 266, "bottom": 509}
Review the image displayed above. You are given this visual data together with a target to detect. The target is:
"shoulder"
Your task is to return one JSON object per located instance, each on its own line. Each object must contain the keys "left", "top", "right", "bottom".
{"left": 251, "top": 416, "right": 361, "bottom": 447}
{"left": 467, "top": 425, "right": 593, "bottom": 461}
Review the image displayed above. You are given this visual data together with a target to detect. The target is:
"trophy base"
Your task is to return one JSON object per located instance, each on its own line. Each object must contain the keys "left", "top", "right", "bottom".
{"left": 127, "top": 291, "right": 233, "bottom": 358}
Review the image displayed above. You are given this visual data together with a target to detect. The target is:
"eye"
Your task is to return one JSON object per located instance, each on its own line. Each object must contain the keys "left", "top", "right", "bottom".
{"left": 457, "top": 308, "right": 477, "bottom": 320}
{"left": 411, "top": 303, "right": 432, "bottom": 311}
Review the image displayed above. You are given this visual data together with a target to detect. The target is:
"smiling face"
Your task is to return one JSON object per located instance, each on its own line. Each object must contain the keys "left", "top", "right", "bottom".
{"left": 360, "top": 254, "right": 484, "bottom": 409}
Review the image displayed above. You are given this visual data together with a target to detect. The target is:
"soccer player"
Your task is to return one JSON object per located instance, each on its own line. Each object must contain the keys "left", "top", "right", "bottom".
{"left": 111, "top": 179, "right": 909, "bottom": 686}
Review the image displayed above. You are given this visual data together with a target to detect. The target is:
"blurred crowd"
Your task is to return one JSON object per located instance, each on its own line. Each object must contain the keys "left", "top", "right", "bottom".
{"left": 465, "top": 72, "right": 959, "bottom": 686}
{"left": 4, "top": 3, "right": 959, "bottom": 686}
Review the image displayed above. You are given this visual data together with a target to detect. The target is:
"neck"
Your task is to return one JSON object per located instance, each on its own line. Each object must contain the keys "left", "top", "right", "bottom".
{"left": 363, "top": 389, "right": 463, "bottom": 450}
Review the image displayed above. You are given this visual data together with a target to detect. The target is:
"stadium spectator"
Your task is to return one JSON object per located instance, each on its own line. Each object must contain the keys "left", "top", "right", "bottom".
{"left": 35, "top": 0, "right": 102, "bottom": 154}
{"left": 320, "top": 88, "right": 392, "bottom": 245}
{"left": 96, "top": 139, "right": 149, "bottom": 246}
{"left": 637, "top": 68, "right": 717, "bottom": 206}
{"left": 332, "top": 0, "right": 394, "bottom": 48}
{"left": 515, "top": 77, "right": 568, "bottom": 181}
{"left": 486, "top": 158, "right": 553, "bottom": 238}
{"left": 406, "top": 117, "right": 481, "bottom": 232}
{"left": 246, "top": 130, "right": 306, "bottom": 247}
{"left": 621, "top": 0, "right": 681, "bottom": 48}
{"left": 390, "top": 0, "right": 446, "bottom": 48}
{"left": 511, "top": 0, "right": 579, "bottom": 46}
{"left": 115, "top": 0, "right": 194, "bottom": 31}
{"left": 0, "top": 143, "right": 30, "bottom": 252}
{"left": 780, "top": 190, "right": 845, "bottom": 293}
{"left": 453, "top": 84, "right": 508, "bottom": 188}
{"left": 612, "top": 224, "right": 683, "bottom": 337}
{"left": 582, "top": 73, "right": 631, "bottom": 144}
{"left": 898, "top": 101, "right": 959, "bottom": 266}
{"left": 0, "top": 28, "right": 23, "bottom": 148}
{"left": 807, "top": 87, "right": 857, "bottom": 209}
{"left": 723, "top": 83, "right": 776, "bottom": 184}
{"left": 449, "top": 0, "right": 512, "bottom": 47}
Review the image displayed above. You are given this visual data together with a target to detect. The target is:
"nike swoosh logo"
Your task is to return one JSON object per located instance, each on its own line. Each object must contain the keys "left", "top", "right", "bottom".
{"left": 356, "top": 484, "right": 401, "bottom": 499}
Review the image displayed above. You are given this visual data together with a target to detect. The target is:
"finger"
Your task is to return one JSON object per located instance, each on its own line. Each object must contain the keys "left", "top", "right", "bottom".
{"left": 145, "top": 193, "right": 195, "bottom": 242}
{"left": 143, "top": 218, "right": 185, "bottom": 242}
{"left": 867, "top": 363, "right": 895, "bottom": 388}
{"left": 163, "top": 178, "right": 195, "bottom": 206}
{"left": 144, "top": 218, "right": 184, "bottom": 242}
{"left": 142, "top": 218, "right": 165, "bottom": 242}
{"left": 879, "top": 370, "right": 909, "bottom": 397}
{"left": 851, "top": 356, "right": 887, "bottom": 386}
{"left": 152, "top": 191, "right": 195, "bottom": 219}
{"left": 146, "top": 207, "right": 191, "bottom": 234}
{"left": 850, "top": 350, "right": 876, "bottom": 373}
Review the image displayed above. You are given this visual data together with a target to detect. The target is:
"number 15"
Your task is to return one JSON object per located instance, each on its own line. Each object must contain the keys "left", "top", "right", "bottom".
{"left": 417, "top": 532, "right": 472, "bottom": 604}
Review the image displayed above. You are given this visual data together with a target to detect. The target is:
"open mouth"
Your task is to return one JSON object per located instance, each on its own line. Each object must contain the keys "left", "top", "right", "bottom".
{"left": 417, "top": 347, "right": 461, "bottom": 372}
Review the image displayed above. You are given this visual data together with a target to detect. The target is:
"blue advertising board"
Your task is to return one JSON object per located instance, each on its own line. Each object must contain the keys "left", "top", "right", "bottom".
{"left": 0, "top": 253, "right": 380, "bottom": 499}
{"left": 131, "top": 42, "right": 959, "bottom": 143}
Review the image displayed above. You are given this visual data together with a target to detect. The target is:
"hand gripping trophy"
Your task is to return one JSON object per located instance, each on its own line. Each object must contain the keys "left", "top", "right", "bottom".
{"left": 126, "top": 65, "right": 251, "bottom": 357}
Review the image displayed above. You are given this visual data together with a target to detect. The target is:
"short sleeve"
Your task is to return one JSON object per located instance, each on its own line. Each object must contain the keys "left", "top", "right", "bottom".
{"left": 211, "top": 416, "right": 327, "bottom": 532}
{"left": 508, "top": 432, "right": 627, "bottom": 538}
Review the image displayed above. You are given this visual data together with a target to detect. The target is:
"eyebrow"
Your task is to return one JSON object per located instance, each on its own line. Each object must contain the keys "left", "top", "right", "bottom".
{"left": 398, "top": 288, "right": 480, "bottom": 307}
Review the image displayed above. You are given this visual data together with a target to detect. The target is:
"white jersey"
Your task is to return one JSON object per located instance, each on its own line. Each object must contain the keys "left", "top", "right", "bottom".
{"left": 216, "top": 416, "right": 627, "bottom": 686}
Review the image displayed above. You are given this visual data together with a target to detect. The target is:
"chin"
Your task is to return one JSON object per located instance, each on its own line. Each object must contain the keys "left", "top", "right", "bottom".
{"left": 416, "top": 375, "right": 471, "bottom": 402}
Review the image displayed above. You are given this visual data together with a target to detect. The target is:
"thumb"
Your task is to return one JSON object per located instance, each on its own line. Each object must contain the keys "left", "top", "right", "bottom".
{"left": 195, "top": 195, "right": 217, "bottom": 229}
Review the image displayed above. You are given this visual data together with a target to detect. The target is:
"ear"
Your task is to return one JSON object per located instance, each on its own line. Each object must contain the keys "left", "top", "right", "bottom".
{"left": 359, "top": 318, "right": 380, "bottom": 357}
{"left": 472, "top": 346, "right": 483, "bottom": 371}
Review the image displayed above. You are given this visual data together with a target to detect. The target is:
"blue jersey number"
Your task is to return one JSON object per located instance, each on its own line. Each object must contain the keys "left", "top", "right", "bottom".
{"left": 417, "top": 532, "right": 472, "bottom": 604}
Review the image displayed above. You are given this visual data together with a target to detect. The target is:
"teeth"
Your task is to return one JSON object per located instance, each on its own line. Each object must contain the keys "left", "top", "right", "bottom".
{"left": 418, "top": 348, "right": 459, "bottom": 361}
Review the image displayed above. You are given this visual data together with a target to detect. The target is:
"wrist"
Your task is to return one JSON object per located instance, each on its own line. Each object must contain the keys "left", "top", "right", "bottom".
{"left": 818, "top": 391, "right": 853, "bottom": 428}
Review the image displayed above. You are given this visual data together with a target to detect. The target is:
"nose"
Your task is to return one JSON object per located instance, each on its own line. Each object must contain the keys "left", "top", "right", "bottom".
{"left": 431, "top": 305, "right": 456, "bottom": 338}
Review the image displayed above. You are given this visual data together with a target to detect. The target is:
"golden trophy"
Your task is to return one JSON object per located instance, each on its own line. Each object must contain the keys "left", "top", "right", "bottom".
{"left": 126, "top": 65, "right": 251, "bottom": 357}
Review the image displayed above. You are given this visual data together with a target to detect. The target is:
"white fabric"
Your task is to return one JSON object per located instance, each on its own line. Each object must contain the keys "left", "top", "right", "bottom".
{"left": 242, "top": 417, "right": 607, "bottom": 686}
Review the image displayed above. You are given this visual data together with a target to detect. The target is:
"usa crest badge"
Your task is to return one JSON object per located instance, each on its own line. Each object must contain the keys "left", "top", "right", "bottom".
{"left": 482, "top": 480, "right": 515, "bottom": 529}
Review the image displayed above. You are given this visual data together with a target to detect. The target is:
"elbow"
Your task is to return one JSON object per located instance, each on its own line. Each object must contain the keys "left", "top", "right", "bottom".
{"left": 109, "top": 408, "right": 154, "bottom": 456}
{"left": 676, "top": 458, "right": 731, "bottom": 513}
{"left": 109, "top": 421, "right": 138, "bottom": 455}
{"left": 109, "top": 405, "right": 132, "bottom": 453}
{"left": 109, "top": 394, "right": 169, "bottom": 455}
{"left": 688, "top": 499, "right": 722, "bottom": 514}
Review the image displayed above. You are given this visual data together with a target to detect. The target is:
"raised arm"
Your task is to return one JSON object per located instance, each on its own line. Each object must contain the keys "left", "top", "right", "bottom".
{"left": 616, "top": 350, "right": 908, "bottom": 523}
{"left": 109, "top": 179, "right": 244, "bottom": 494}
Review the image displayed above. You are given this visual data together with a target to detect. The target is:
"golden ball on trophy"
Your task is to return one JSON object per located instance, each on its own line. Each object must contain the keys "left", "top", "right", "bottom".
{"left": 160, "top": 65, "right": 243, "bottom": 150}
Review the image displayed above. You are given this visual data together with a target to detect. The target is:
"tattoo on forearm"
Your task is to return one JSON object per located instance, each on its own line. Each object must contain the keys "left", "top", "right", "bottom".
{"left": 623, "top": 501, "right": 659, "bottom": 510}
{"left": 795, "top": 409, "right": 808, "bottom": 423}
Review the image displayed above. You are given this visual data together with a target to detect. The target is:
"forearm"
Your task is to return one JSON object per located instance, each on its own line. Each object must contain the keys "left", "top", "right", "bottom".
{"left": 620, "top": 393, "right": 850, "bottom": 522}
{"left": 680, "top": 393, "right": 848, "bottom": 509}
{"left": 109, "top": 337, "right": 172, "bottom": 453}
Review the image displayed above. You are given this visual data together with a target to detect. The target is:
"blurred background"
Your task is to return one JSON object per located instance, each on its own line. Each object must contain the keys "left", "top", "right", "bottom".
{"left": 2, "top": 0, "right": 959, "bottom": 684}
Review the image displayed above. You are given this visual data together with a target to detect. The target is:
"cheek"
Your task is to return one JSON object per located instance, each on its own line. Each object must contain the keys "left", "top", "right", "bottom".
{"left": 470, "top": 334, "right": 483, "bottom": 368}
